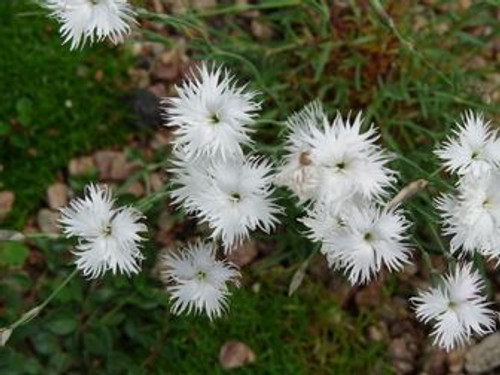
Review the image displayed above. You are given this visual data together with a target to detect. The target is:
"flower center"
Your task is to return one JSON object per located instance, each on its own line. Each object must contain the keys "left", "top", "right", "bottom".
{"left": 363, "top": 232, "right": 374, "bottom": 242}
{"left": 483, "top": 198, "right": 492, "bottom": 208}
{"left": 229, "top": 192, "right": 241, "bottom": 203}
{"left": 336, "top": 161, "right": 346, "bottom": 169}
{"left": 102, "top": 223, "right": 112, "bottom": 237}
{"left": 88, "top": 0, "right": 99, "bottom": 4}
{"left": 196, "top": 270, "right": 207, "bottom": 280}
{"left": 209, "top": 112, "right": 221, "bottom": 125}
{"left": 447, "top": 300, "right": 458, "bottom": 310}
{"left": 471, "top": 150, "right": 480, "bottom": 160}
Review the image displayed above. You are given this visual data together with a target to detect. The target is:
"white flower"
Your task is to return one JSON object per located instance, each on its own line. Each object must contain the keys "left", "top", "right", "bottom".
{"left": 311, "top": 112, "right": 396, "bottom": 203}
{"left": 412, "top": 264, "right": 495, "bottom": 351}
{"left": 46, "top": 0, "right": 136, "bottom": 50}
{"left": 59, "top": 184, "right": 146, "bottom": 278}
{"left": 277, "top": 101, "right": 395, "bottom": 204}
{"left": 164, "top": 64, "right": 260, "bottom": 161}
{"left": 171, "top": 155, "right": 281, "bottom": 251}
{"left": 275, "top": 101, "right": 326, "bottom": 202}
{"left": 319, "top": 202, "right": 411, "bottom": 285}
{"left": 435, "top": 111, "right": 500, "bottom": 178}
{"left": 160, "top": 242, "right": 240, "bottom": 320}
{"left": 436, "top": 173, "right": 500, "bottom": 259}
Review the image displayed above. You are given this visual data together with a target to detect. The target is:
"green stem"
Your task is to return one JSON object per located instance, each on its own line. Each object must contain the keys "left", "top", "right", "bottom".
{"left": 9, "top": 268, "right": 79, "bottom": 331}
{"left": 414, "top": 239, "right": 440, "bottom": 284}
{"left": 134, "top": 187, "right": 171, "bottom": 212}
{"left": 192, "top": 0, "right": 301, "bottom": 17}
{"left": 24, "top": 232, "right": 61, "bottom": 240}
{"left": 428, "top": 165, "right": 445, "bottom": 179}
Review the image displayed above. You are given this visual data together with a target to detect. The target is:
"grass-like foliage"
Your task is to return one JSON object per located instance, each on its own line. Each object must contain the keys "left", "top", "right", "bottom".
{"left": 141, "top": 0, "right": 500, "bottom": 260}
{"left": 0, "top": 0, "right": 133, "bottom": 227}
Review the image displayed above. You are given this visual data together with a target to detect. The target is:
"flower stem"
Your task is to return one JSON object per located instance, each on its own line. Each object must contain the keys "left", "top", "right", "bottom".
{"left": 24, "top": 232, "right": 61, "bottom": 240}
{"left": 8, "top": 268, "right": 79, "bottom": 331}
{"left": 428, "top": 165, "right": 445, "bottom": 179}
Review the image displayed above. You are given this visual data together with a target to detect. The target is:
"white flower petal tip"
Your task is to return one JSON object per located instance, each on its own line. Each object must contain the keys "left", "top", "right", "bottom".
{"left": 412, "top": 264, "right": 496, "bottom": 351}
{"left": 435, "top": 111, "right": 500, "bottom": 179}
{"left": 46, "top": 0, "right": 137, "bottom": 50}
{"left": 163, "top": 63, "right": 261, "bottom": 161}
{"left": 59, "top": 184, "right": 147, "bottom": 278}
{"left": 159, "top": 242, "right": 240, "bottom": 320}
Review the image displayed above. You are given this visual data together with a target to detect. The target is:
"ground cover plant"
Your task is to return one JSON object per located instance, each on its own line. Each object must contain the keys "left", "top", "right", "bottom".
{"left": 0, "top": 0, "right": 133, "bottom": 227}
{"left": 1, "top": 1, "right": 500, "bottom": 374}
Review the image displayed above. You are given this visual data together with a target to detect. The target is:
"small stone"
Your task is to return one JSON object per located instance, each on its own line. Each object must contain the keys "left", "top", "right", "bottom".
{"left": 251, "top": 20, "right": 273, "bottom": 41}
{"left": 150, "top": 130, "right": 171, "bottom": 150}
{"left": 219, "top": 341, "right": 256, "bottom": 370}
{"left": 465, "top": 333, "right": 500, "bottom": 374}
{"left": 148, "top": 83, "right": 167, "bottom": 98}
{"left": 94, "top": 151, "right": 139, "bottom": 181}
{"left": 389, "top": 338, "right": 414, "bottom": 374}
{"left": 227, "top": 240, "right": 258, "bottom": 267}
{"left": 46, "top": 183, "right": 69, "bottom": 209}
{"left": 236, "top": 0, "right": 259, "bottom": 18}
{"left": 368, "top": 325, "right": 384, "bottom": 342}
{"left": 37, "top": 209, "right": 60, "bottom": 234}
{"left": 193, "top": 0, "right": 216, "bottom": 9}
{"left": 94, "top": 150, "right": 119, "bottom": 180}
{"left": 413, "top": 16, "right": 428, "bottom": 32}
{"left": 467, "top": 56, "right": 487, "bottom": 70}
{"left": 0, "top": 191, "right": 15, "bottom": 221}
{"left": 148, "top": 42, "right": 167, "bottom": 58}
{"left": 94, "top": 69, "right": 104, "bottom": 82}
{"left": 393, "top": 360, "right": 414, "bottom": 375}
{"left": 149, "top": 173, "right": 164, "bottom": 192}
{"left": 448, "top": 348, "right": 466, "bottom": 374}
{"left": 110, "top": 154, "right": 139, "bottom": 181}
{"left": 68, "top": 156, "right": 95, "bottom": 176}
{"left": 421, "top": 345, "right": 446, "bottom": 375}
{"left": 152, "top": 64, "right": 179, "bottom": 82}
{"left": 126, "top": 89, "right": 162, "bottom": 129}
{"left": 129, "top": 41, "right": 144, "bottom": 56}
{"left": 125, "top": 181, "right": 145, "bottom": 197}
{"left": 458, "top": 0, "right": 472, "bottom": 10}
{"left": 355, "top": 281, "right": 383, "bottom": 309}
{"left": 128, "top": 68, "right": 151, "bottom": 89}
{"left": 151, "top": 0, "right": 164, "bottom": 13}
{"left": 390, "top": 338, "right": 410, "bottom": 360}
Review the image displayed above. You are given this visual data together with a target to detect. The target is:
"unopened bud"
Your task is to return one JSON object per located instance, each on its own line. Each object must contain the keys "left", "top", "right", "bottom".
{"left": 299, "top": 151, "right": 312, "bottom": 166}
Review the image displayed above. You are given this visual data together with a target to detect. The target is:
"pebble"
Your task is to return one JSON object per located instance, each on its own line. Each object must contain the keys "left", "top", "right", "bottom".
{"left": 219, "top": 340, "right": 256, "bottom": 370}
{"left": 227, "top": 240, "right": 258, "bottom": 267}
{"left": 37, "top": 209, "right": 60, "bottom": 234}
{"left": 46, "top": 182, "right": 69, "bottom": 209}
{"left": 68, "top": 156, "right": 95, "bottom": 176}
{"left": 0, "top": 191, "right": 15, "bottom": 221}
